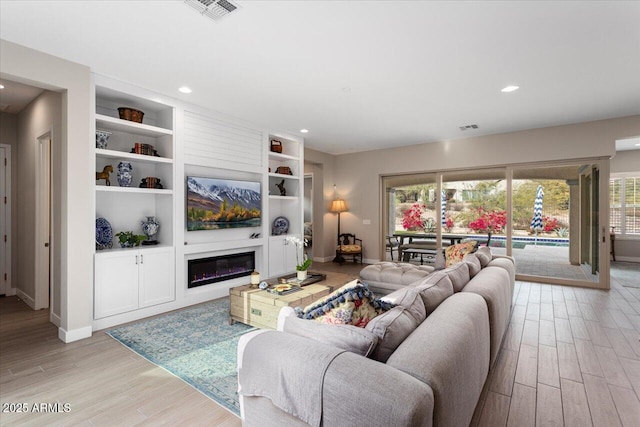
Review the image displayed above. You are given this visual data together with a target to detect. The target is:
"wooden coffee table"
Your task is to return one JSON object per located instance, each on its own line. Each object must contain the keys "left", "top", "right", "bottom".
{"left": 229, "top": 271, "right": 356, "bottom": 329}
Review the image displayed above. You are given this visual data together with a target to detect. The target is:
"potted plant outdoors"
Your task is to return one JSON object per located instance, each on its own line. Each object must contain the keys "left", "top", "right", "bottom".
{"left": 115, "top": 231, "right": 147, "bottom": 248}
{"left": 285, "top": 236, "right": 312, "bottom": 280}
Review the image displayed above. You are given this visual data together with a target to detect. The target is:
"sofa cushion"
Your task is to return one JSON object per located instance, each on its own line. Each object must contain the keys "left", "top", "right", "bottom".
{"left": 381, "top": 287, "right": 426, "bottom": 323}
{"left": 360, "top": 262, "right": 434, "bottom": 295}
{"left": 445, "top": 241, "right": 478, "bottom": 267}
{"left": 475, "top": 246, "right": 492, "bottom": 267}
{"left": 281, "top": 313, "right": 378, "bottom": 357}
{"left": 488, "top": 256, "right": 516, "bottom": 286}
{"left": 412, "top": 271, "right": 454, "bottom": 315}
{"left": 464, "top": 253, "right": 482, "bottom": 277}
{"left": 462, "top": 266, "right": 512, "bottom": 366}
{"left": 300, "top": 280, "right": 393, "bottom": 327}
{"left": 365, "top": 306, "right": 421, "bottom": 362}
{"left": 444, "top": 261, "right": 471, "bottom": 292}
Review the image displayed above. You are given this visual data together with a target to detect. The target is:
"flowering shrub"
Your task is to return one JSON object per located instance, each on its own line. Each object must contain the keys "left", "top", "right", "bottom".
{"left": 444, "top": 216, "right": 454, "bottom": 232}
{"left": 542, "top": 216, "right": 559, "bottom": 233}
{"left": 402, "top": 203, "right": 431, "bottom": 231}
{"left": 468, "top": 208, "right": 506, "bottom": 234}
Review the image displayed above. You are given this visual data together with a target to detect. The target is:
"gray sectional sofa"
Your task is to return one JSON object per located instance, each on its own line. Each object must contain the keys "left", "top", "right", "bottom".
{"left": 237, "top": 247, "right": 515, "bottom": 427}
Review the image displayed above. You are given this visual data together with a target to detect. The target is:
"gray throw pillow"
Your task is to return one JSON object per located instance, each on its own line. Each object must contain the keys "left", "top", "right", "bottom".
{"left": 365, "top": 306, "right": 420, "bottom": 362}
{"left": 381, "top": 287, "right": 426, "bottom": 324}
{"left": 464, "top": 253, "right": 482, "bottom": 277}
{"left": 282, "top": 315, "right": 379, "bottom": 357}
{"left": 475, "top": 246, "right": 492, "bottom": 267}
{"left": 413, "top": 271, "right": 454, "bottom": 315}
{"left": 444, "top": 261, "right": 471, "bottom": 292}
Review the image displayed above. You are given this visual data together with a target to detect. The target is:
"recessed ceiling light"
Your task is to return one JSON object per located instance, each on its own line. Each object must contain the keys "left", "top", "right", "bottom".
{"left": 501, "top": 85, "right": 520, "bottom": 93}
{"left": 0, "top": 84, "right": 4, "bottom": 89}
{"left": 300, "top": 129, "right": 309, "bottom": 133}
{"left": 179, "top": 86, "right": 192, "bottom": 94}
{"left": 636, "top": 143, "right": 640, "bottom": 147}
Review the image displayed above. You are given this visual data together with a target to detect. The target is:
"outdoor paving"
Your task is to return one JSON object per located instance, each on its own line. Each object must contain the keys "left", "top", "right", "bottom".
{"left": 392, "top": 244, "right": 638, "bottom": 284}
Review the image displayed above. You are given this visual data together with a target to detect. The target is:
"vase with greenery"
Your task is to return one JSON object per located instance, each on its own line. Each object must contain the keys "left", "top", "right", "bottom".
{"left": 285, "top": 236, "right": 311, "bottom": 279}
{"left": 115, "top": 231, "right": 147, "bottom": 248}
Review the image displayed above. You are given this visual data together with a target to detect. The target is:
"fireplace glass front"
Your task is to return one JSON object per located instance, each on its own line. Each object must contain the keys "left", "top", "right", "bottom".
{"left": 188, "top": 251, "right": 255, "bottom": 288}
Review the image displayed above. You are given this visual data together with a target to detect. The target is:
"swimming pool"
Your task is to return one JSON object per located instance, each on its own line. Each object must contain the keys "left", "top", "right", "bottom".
{"left": 488, "top": 235, "right": 569, "bottom": 249}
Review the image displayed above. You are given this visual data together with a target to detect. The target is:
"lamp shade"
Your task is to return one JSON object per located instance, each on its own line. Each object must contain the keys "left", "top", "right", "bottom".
{"left": 330, "top": 198, "right": 348, "bottom": 213}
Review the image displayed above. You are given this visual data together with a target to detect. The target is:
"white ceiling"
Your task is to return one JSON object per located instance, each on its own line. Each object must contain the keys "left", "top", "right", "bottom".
{"left": 1, "top": 1, "right": 639, "bottom": 155}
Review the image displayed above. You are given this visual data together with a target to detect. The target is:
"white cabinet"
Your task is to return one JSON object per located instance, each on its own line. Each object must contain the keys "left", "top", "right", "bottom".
{"left": 94, "top": 247, "right": 175, "bottom": 319}
{"left": 268, "top": 235, "right": 300, "bottom": 277}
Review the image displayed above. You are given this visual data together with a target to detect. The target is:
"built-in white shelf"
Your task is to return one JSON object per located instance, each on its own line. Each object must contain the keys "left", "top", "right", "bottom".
{"left": 96, "top": 114, "right": 173, "bottom": 137}
{"left": 96, "top": 148, "right": 173, "bottom": 164}
{"left": 95, "top": 243, "right": 174, "bottom": 254}
{"left": 268, "top": 172, "right": 300, "bottom": 179}
{"left": 268, "top": 152, "right": 298, "bottom": 161}
{"left": 96, "top": 186, "right": 173, "bottom": 195}
{"left": 268, "top": 195, "right": 299, "bottom": 200}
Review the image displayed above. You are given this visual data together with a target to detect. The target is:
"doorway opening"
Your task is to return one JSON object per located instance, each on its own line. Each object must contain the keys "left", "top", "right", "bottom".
{"left": 304, "top": 174, "right": 313, "bottom": 259}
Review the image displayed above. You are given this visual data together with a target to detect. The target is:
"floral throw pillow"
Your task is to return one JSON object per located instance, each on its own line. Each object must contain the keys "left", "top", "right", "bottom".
{"left": 298, "top": 280, "right": 394, "bottom": 328}
{"left": 445, "top": 241, "right": 478, "bottom": 268}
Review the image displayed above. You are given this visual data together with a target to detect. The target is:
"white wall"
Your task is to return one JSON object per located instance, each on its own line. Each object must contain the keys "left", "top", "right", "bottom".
{"left": 16, "top": 90, "right": 62, "bottom": 314}
{"left": 329, "top": 116, "right": 640, "bottom": 261}
{"left": 1, "top": 39, "right": 93, "bottom": 342}
{"left": 611, "top": 149, "right": 640, "bottom": 262}
{"left": 0, "top": 112, "right": 18, "bottom": 292}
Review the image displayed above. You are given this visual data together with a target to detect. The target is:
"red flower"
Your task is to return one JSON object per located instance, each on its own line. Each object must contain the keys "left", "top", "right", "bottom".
{"left": 468, "top": 209, "right": 506, "bottom": 234}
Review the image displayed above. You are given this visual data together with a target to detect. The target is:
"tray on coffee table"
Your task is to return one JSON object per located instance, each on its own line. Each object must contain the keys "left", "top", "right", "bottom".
{"left": 277, "top": 272, "right": 327, "bottom": 287}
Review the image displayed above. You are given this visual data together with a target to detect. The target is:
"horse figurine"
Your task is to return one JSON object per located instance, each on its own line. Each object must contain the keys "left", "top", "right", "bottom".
{"left": 276, "top": 179, "right": 286, "bottom": 196}
{"left": 96, "top": 165, "right": 113, "bottom": 186}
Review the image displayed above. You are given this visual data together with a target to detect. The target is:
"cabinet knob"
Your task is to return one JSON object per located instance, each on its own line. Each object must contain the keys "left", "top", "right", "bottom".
{"left": 44, "top": 243, "right": 49, "bottom": 248}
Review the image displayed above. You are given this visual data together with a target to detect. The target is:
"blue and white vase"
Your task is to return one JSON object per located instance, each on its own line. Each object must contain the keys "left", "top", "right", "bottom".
{"left": 117, "top": 161, "right": 133, "bottom": 187}
{"left": 141, "top": 216, "right": 159, "bottom": 242}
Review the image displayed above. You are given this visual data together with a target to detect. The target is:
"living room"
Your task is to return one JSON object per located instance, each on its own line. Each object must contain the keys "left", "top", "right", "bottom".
{"left": 1, "top": 1, "right": 639, "bottom": 426}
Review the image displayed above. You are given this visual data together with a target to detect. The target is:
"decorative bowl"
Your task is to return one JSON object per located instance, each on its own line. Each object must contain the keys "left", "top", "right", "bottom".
{"left": 117, "top": 107, "right": 144, "bottom": 123}
{"left": 95, "top": 130, "right": 111, "bottom": 149}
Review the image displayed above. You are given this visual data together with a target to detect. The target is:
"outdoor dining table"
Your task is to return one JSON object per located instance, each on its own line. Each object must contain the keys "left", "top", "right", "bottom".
{"left": 393, "top": 232, "right": 468, "bottom": 246}
{"left": 393, "top": 232, "right": 469, "bottom": 261}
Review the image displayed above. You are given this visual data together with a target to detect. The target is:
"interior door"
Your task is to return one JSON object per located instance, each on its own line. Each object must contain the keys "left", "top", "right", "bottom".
{"left": 0, "top": 146, "right": 7, "bottom": 296}
{"left": 35, "top": 135, "right": 51, "bottom": 309}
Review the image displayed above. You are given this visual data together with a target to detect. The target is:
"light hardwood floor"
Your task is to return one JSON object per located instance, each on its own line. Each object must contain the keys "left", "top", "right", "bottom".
{"left": 471, "top": 265, "right": 640, "bottom": 427}
{"left": 0, "top": 297, "right": 241, "bottom": 427}
{"left": 1, "top": 261, "right": 638, "bottom": 426}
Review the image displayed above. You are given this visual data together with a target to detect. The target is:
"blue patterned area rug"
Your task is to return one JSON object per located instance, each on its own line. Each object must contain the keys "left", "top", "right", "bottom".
{"left": 107, "top": 297, "right": 255, "bottom": 415}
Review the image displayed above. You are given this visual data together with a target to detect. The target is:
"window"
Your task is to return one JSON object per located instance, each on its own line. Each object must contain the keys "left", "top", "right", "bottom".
{"left": 610, "top": 175, "right": 640, "bottom": 236}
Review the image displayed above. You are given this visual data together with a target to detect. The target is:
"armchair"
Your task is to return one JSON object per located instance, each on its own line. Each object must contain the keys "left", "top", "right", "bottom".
{"left": 336, "top": 233, "right": 362, "bottom": 264}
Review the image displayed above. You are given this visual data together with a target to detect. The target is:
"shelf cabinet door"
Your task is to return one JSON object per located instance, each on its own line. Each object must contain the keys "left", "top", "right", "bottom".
{"left": 94, "top": 252, "right": 139, "bottom": 319}
{"left": 138, "top": 248, "right": 175, "bottom": 308}
{"left": 268, "top": 236, "right": 300, "bottom": 277}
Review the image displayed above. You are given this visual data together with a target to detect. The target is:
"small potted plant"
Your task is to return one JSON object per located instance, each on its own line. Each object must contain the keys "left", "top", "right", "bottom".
{"left": 115, "top": 231, "right": 147, "bottom": 248}
{"left": 285, "top": 236, "right": 312, "bottom": 280}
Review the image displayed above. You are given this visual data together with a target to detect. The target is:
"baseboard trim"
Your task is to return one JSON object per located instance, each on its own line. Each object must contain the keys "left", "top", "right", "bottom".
{"left": 5, "top": 287, "right": 17, "bottom": 296}
{"left": 50, "top": 312, "right": 61, "bottom": 327}
{"left": 58, "top": 325, "right": 92, "bottom": 343}
{"left": 615, "top": 256, "right": 640, "bottom": 263}
{"left": 16, "top": 289, "right": 35, "bottom": 309}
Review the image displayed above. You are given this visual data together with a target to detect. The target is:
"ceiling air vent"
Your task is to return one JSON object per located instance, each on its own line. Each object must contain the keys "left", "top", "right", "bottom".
{"left": 185, "top": 0, "right": 240, "bottom": 21}
{"left": 459, "top": 124, "right": 479, "bottom": 131}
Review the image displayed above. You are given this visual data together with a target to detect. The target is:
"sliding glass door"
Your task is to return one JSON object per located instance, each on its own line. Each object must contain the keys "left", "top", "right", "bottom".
{"left": 381, "top": 159, "right": 610, "bottom": 288}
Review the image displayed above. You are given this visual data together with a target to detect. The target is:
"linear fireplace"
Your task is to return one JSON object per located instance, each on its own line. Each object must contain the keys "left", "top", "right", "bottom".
{"left": 188, "top": 251, "right": 255, "bottom": 288}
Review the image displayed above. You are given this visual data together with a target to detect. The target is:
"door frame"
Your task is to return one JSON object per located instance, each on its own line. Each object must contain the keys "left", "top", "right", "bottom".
{"left": 35, "top": 132, "right": 52, "bottom": 310}
{"left": 0, "top": 144, "right": 12, "bottom": 295}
